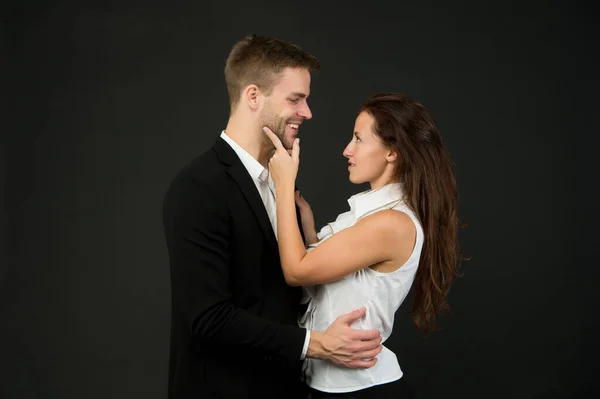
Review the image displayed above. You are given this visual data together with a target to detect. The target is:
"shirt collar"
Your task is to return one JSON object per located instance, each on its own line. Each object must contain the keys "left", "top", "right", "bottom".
{"left": 220, "top": 131, "right": 270, "bottom": 183}
{"left": 348, "top": 183, "right": 404, "bottom": 220}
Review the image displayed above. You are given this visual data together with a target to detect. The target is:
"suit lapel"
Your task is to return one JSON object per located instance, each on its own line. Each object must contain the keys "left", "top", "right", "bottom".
{"left": 213, "top": 137, "right": 280, "bottom": 254}
{"left": 227, "top": 162, "right": 279, "bottom": 253}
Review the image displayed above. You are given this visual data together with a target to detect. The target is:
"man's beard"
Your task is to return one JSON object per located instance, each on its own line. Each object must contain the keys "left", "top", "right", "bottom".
{"left": 260, "top": 104, "right": 291, "bottom": 150}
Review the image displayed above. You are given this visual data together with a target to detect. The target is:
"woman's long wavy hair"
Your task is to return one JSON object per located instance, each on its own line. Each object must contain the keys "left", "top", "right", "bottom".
{"left": 360, "top": 93, "right": 464, "bottom": 333}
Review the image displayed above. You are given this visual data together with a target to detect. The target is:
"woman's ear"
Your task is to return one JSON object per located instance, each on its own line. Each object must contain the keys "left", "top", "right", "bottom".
{"left": 386, "top": 149, "right": 398, "bottom": 163}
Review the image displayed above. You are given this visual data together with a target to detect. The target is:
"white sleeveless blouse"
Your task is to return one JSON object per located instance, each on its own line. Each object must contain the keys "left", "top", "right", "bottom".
{"left": 299, "top": 183, "right": 424, "bottom": 393}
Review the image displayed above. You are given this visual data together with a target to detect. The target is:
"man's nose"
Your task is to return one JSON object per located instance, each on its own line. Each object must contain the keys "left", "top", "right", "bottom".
{"left": 299, "top": 102, "right": 312, "bottom": 120}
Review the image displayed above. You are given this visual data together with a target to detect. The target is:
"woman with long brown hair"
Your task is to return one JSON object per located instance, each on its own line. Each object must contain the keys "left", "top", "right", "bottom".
{"left": 264, "top": 92, "right": 461, "bottom": 398}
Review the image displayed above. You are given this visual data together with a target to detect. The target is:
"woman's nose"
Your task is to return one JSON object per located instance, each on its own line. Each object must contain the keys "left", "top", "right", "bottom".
{"left": 343, "top": 142, "right": 353, "bottom": 158}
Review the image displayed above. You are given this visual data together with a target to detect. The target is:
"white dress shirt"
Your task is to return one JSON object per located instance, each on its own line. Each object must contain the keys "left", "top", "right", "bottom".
{"left": 220, "top": 131, "right": 311, "bottom": 360}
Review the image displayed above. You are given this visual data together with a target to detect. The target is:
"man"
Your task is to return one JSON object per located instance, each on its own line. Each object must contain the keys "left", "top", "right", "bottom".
{"left": 162, "top": 34, "right": 382, "bottom": 399}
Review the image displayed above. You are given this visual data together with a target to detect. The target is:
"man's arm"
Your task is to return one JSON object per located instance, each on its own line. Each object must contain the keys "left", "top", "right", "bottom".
{"left": 162, "top": 175, "right": 305, "bottom": 367}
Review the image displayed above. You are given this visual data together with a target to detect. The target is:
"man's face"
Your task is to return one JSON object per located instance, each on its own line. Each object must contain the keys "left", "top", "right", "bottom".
{"left": 260, "top": 67, "right": 313, "bottom": 150}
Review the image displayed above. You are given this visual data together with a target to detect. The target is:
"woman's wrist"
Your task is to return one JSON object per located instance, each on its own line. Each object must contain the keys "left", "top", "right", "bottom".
{"left": 276, "top": 179, "right": 296, "bottom": 193}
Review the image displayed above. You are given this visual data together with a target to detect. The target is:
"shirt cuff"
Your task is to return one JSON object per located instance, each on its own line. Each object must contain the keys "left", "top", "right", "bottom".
{"left": 300, "top": 329, "right": 310, "bottom": 360}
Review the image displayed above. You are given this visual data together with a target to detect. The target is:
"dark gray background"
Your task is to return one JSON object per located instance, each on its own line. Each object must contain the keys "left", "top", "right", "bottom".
{"left": 3, "top": 0, "right": 598, "bottom": 398}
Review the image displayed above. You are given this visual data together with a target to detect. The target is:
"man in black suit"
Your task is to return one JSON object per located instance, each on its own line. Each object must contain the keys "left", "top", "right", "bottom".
{"left": 162, "top": 34, "right": 382, "bottom": 399}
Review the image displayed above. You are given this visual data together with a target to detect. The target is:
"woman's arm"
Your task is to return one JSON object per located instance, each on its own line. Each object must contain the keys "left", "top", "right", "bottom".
{"left": 277, "top": 183, "right": 414, "bottom": 286}
{"left": 295, "top": 190, "right": 319, "bottom": 246}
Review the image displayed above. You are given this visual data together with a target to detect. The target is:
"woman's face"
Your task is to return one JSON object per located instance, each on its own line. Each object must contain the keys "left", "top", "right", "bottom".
{"left": 343, "top": 111, "right": 397, "bottom": 189}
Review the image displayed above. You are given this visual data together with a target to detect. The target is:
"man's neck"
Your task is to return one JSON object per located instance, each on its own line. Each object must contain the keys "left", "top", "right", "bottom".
{"left": 224, "top": 117, "right": 271, "bottom": 168}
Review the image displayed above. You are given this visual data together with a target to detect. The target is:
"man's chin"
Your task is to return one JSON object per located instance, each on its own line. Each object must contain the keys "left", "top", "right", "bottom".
{"left": 277, "top": 134, "right": 291, "bottom": 149}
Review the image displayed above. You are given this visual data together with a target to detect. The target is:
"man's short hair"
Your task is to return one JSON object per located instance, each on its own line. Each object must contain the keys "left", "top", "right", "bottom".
{"left": 224, "top": 34, "right": 320, "bottom": 110}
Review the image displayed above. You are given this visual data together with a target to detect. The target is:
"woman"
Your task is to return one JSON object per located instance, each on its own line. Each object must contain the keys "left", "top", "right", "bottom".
{"left": 264, "top": 92, "right": 461, "bottom": 398}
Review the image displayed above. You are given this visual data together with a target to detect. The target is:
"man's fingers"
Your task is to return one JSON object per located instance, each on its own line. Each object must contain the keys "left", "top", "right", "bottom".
{"left": 352, "top": 328, "right": 380, "bottom": 342}
{"left": 345, "top": 358, "right": 378, "bottom": 369}
{"left": 345, "top": 338, "right": 381, "bottom": 356}
{"left": 262, "top": 127, "right": 284, "bottom": 150}
{"left": 352, "top": 345, "right": 382, "bottom": 360}
{"left": 352, "top": 338, "right": 382, "bottom": 354}
{"left": 336, "top": 307, "right": 366, "bottom": 325}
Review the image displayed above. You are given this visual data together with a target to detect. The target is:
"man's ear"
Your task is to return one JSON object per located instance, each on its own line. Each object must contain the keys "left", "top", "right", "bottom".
{"left": 243, "top": 84, "right": 262, "bottom": 110}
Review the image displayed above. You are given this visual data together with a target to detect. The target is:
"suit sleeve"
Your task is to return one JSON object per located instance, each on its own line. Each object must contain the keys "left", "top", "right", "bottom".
{"left": 162, "top": 175, "right": 306, "bottom": 367}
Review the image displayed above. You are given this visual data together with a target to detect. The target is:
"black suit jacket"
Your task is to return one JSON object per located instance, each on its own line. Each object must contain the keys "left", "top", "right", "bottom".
{"left": 162, "top": 137, "right": 308, "bottom": 399}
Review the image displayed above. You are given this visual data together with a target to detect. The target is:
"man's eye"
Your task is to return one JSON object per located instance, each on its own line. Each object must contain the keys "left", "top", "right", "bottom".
{"left": 289, "top": 98, "right": 300, "bottom": 104}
